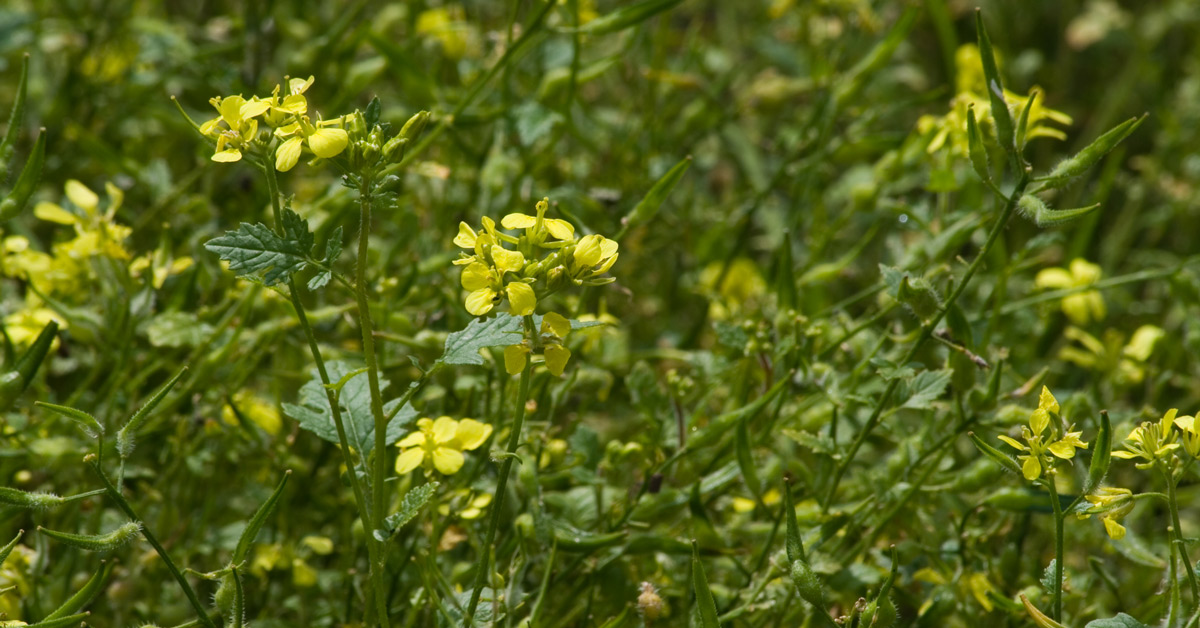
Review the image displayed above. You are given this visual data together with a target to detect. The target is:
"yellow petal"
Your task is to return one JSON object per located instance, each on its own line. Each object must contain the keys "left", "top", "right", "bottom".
{"left": 461, "top": 262, "right": 492, "bottom": 291}
{"left": 599, "top": 237, "right": 619, "bottom": 260}
{"left": 596, "top": 251, "right": 619, "bottom": 274}
{"left": 544, "top": 218, "right": 575, "bottom": 240}
{"left": 1062, "top": 294, "right": 1092, "bottom": 325}
{"left": 455, "top": 418, "right": 493, "bottom": 450}
{"left": 1161, "top": 408, "right": 1179, "bottom": 433}
{"left": 219, "top": 95, "right": 246, "bottom": 124}
{"left": 1110, "top": 450, "right": 1138, "bottom": 459}
{"left": 289, "top": 76, "right": 315, "bottom": 95}
{"left": 275, "top": 136, "right": 304, "bottom": 172}
{"left": 1038, "top": 386, "right": 1059, "bottom": 415}
{"left": 212, "top": 148, "right": 243, "bottom": 163}
{"left": 504, "top": 344, "right": 529, "bottom": 375}
{"left": 465, "top": 289, "right": 496, "bottom": 316}
{"left": 1102, "top": 517, "right": 1126, "bottom": 540}
{"left": 307, "top": 127, "right": 348, "bottom": 158}
{"left": 1047, "top": 440, "right": 1078, "bottom": 459}
{"left": 545, "top": 344, "right": 571, "bottom": 376}
{"left": 574, "top": 234, "right": 603, "bottom": 268}
{"left": 394, "top": 447, "right": 425, "bottom": 474}
{"left": 432, "top": 447, "right": 465, "bottom": 475}
{"left": 542, "top": 311, "right": 571, "bottom": 339}
{"left": 1021, "top": 455, "right": 1041, "bottom": 481}
{"left": 1175, "top": 415, "right": 1196, "bottom": 433}
{"left": 501, "top": 213, "right": 536, "bottom": 229}
{"left": 1035, "top": 268, "right": 1074, "bottom": 289}
{"left": 65, "top": 180, "right": 99, "bottom": 212}
{"left": 240, "top": 99, "right": 271, "bottom": 119}
{"left": 453, "top": 222, "right": 477, "bottom": 248}
{"left": 105, "top": 181, "right": 124, "bottom": 212}
{"left": 34, "top": 202, "right": 78, "bottom": 225}
{"left": 997, "top": 435, "right": 1027, "bottom": 451}
{"left": 507, "top": 282, "right": 537, "bottom": 316}
{"left": 1070, "top": 258, "right": 1101, "bottom": 284}
{"left": 1084, "top": 290, "right": 1106, "bottom": 321}
{"left": 1030, "top": 408, "right": 1049, "bottom": 437}
{"left": 277, "top": 94, "right": 308, "bottom": 115}
{"left": 491, "top": 247, "right": 526, "bottom": 273}
{"left": 396, "top": 431, "right": 425, "bottom": 448}
{"left": 431, "top": 416, "right": 458, "bottom": 444}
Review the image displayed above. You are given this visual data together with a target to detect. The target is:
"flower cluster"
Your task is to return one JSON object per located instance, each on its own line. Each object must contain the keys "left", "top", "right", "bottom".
{"left": 503, "top": 312, "right": 572, "bottom": 376}
{"left": 452, "top": 198, "right": 618, "bottom": 317}
{"left": 1035, "top": 258, "right": 1105, "bottom": 325}
{"left": 394, "top": 416, "right": 493, "bottom": 476}
{"left": 1112, "top": 409, "right": 1181, "bottom": 469}
{"left": 916, "top": 44, "right": 1072, "bottom": 157}
{"left": 998, "top": 386, "right": 1088, "bottom": 481}
{"left": 200, "top": 76, "right": 348, "bottom": 171}
{"left": 1078, "top": 487, "right": 1134, "bottom": 539}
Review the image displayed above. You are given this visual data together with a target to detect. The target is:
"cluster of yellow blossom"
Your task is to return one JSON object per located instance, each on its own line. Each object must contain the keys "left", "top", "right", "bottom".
{"left": 2, "top": 180, "right": 191, "bottom": 347}
{"left": 917, "top": 44, "right": 1072, "bottom": 157}
{"left": 394, "top": 416, "right": 493, "bottom": 476}
{"left": 1035, "top": 258, "right": 1105, "bottom": 325}
{"left": 200, "top": 76, "right": 348, "bottom": 171}
{"left": 452, "top": 198, "right": 618, "bottom": 317}
{"left": 998, "top": 386, "right": 1087, "bottom": 481}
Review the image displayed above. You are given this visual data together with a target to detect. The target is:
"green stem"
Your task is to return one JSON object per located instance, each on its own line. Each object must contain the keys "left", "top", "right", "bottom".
{"left": 263, "top": 162, "right": 390, "bottom": 627}
{"left": 355, "top": 173, "right": 390, "bottom": 529}
{"left": 467, "top": 315, "right": 536, "bottom": 618}
{"left": 1164, "top": 467, "right": 1200, "bottom": 606}
{"left": 87, "top": 457, "right": 216, "bottom": 628}
{"left": 822, "top": 172, "right": 1030, "bottom": 509}
{"left": 1044, "top": 476, "right": 1065, "bottom": 621}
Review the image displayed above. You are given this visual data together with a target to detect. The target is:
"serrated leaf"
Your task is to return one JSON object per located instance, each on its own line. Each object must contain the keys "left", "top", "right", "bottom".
{"left": 308, "top": 225, "right": 343, "bottom": 291}
{"left": 378, "top": 482, "right": 439, "bottom": 539}
{"left": 440, "top": 315, "right": 525, "bottom": 366}
{"left": 282, "top": 360, "right": 416, "bottom": 456}
{"left": 1084, "top": 613, "right": 1152, "bottom": 628}
{"left": 205, "top": 209, "right": 314, "bottom": 286}
{"left": 900, "top": 369, "right": 953, "bottom": 409}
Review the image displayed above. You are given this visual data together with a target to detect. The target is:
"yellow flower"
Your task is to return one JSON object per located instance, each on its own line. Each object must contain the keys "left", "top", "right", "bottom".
{"left": 1078, "top": 487, "right": 1134, "bottom": 540}
{"left": 1113, "top": 409, "right": 1180, "bottom": 468}
{"left": 501, "top": 198, "right": 576, "bottom": 242}
{"left": 2, "top": 307, "right": 65, "bottom": 350}
{"left": 541, "top": 312, "right": 572, "bottom": 376}
{"left": 262, "top": 76, "right": 314, "bottom": 127}
{"left": 1035, "top": 258, "right": 1105, "bottom": 325}
{"left": 221, "top": 391, "right": 283, "bottom": 436}
{"left": 273, "top": 118, "right": 349, "bottom": 171}
{"left": 997, "top": 386, "right": 1088, "bottom": 481}
{"left": 1173, "top": 414, "right": 1200, "bottom": 459}
{"left": 394, "top": 417, "right": 493, "bottom": 476}
{"left": 200, "top": 95, "right": 270, "bottom": 163}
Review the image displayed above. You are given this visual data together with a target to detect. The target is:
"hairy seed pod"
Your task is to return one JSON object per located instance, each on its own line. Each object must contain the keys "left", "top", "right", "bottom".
{"left": 790, "top": 559, "right": 824, "bottom": 607}
{"left": 213, "top": 572, "right": 235, "bottom": 617}
{"left": 0, "top": 487, "right": 64, "bottom": 511}
{"left": 39, "top": 521, "right": 142, "bottom": 552}
{"left": 862, "top": 595, "right": 897, "bottom": 628}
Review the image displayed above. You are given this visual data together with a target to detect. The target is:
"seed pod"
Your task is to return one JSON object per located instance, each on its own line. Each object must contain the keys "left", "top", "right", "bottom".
{"left": 36, "top": 401, "right": 104, "bottom": 438}
{"left": 0, "top": 487, "right": 64, "bottom": 511}
{"left": 790, "top": 559, "right": 825, "bottom": 608}
{"left": 43, "top": 560, "right": 113, "bottom": 620}
{"left": 213, "top": 572, "right": 235, "bottom": 617}
{"left": 967, "top": 432, "right": 1021, "bottom": 476}
{"left": 862, "top": 595, "right": 897, "bottom": 628}
{"left": 117, "top": 366, "right": 187, "bottom": 459}
{"left": 1036, "top": 115, "right": 1146, "bottom": 190}
{"left": 1084, "top": 410, "right": 1112, "bottom": 494}
{"left": 0, "top": 128, "right": 46, "bottom": 223}
{"left": 966, "top": 106, "right": 992, "bottom": 184}
{"left": 896, "top": 276, "right": 942, "bottom": 322}
{"left": 0, "top": 320, "right": 58, "bottom": 411}
{"left": 975, "top": 11, "right": 1014, "bottom": 157}
{"left": 39, "top": 521, "right": 142, "bottom": 552}
{"left": 1017, "top": 193, "right": 1101, "bottom": 227}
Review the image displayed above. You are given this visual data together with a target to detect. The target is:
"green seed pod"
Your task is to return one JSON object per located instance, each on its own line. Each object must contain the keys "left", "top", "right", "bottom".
{"left": 896, "top": 276, "right": 942, "bottom": 322}
{"left": 0, "top": 320, "right": 58, "bottom": 411}
{"left": 0, "top": 487, "right": 64, "bottom": 511}
{"left": 0, "top": 128, "right": 46, "bottom": 223}
{"left": 39, "top": 521, "right": 142, "bottom": 553}
{"left": 862, "top": 595, "right": 897, "bottom": 628}
{"left": 790, "top": 559, "right": 824, "bottom": 608}
{"left": 213, "top": 573, "right": 235, "bottom": 617}
{"left": 1036, "top": 115, "right": 1146, "bottom": 190}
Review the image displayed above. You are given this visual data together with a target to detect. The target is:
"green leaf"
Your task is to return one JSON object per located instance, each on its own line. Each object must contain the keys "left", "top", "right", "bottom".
{"left": 975, "top": 10, "right": 1014, "bottom": 156}
{"left": 35, "top": 401, "right": 103, "bottom": 437}
{"left": 691, "top": 540, "right": 721, "bottom": 628}
{"left": 378, "top": 482, "right": 439, "bottom": 540}
{"left": 900, "top": 369, "right": 953, "bottom": 409}
{"left": 513, "top": 101, "right": 563, "bottom": 146}
{"left": 576, "top": 0, "right": 685, "bottom": 36}
{"left": 308, "top": 225, "right": 343, "bottom": 291}
{"left": 25, "top": 613, "right": 91, "bottom": 628}
{"left": 282, "top": 360, "right": 416, "bottom": 456}
{"left": 439, "top": 315, "right": 525, "bottom": 366}
{"left": 735, "top": 421, "right": 761, "bottom": 499}
{"left": 233, "top": 470, "right": 291, "bottom": 565}
{"left": 618, "top": 155, "right": 691, "bottom": 237}
{"left": 143, "top": 311, "right": 215, "bottom": 348}
{"left": 204, "top": 209, "right": 314, "bottom": 286}
{"left": 1085, "top": 613, "right": 1153, "bottom": 628}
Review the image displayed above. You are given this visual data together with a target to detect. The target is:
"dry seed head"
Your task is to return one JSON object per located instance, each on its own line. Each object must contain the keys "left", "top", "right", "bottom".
{"left": 637, "top": 581, "right": 664, "bottom": 620}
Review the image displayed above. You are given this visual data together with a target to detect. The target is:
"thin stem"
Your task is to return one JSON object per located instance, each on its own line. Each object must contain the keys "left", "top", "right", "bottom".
{"left": 1044, "top": 476, "right": 1065, "bottom": 622}
{"left": 263, "top": 162, "right": 390, "bottom": 627}
{"left": 354, "top": 173, "right": 390, "bottom": 527}
{"left": 467, "top": 315, "right": 536, "bottom": 617}
{"left": 1164, "top": 466, "right": 1199, "bottom": 605}
{"left": 822, "top": 172, "right": 1030, "bottom": 509}
{"left": 87, "top": 457, "right": 216, "bottom": 628}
